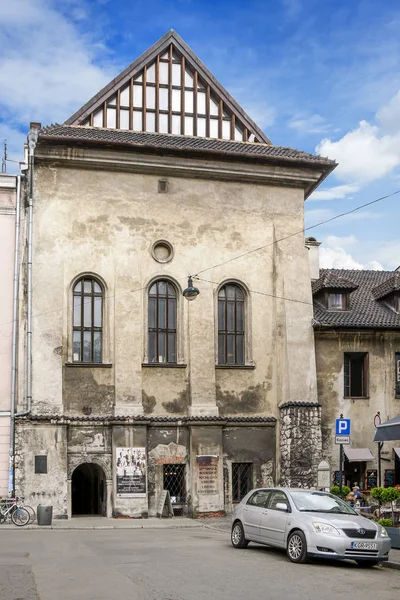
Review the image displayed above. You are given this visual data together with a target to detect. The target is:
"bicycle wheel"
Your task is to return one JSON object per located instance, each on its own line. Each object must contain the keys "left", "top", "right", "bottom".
{"left": 11, "top": 506, "right": 30, "bottom": 526}
{"left": 22, "top": 505, "right": 36, "bottom": 523}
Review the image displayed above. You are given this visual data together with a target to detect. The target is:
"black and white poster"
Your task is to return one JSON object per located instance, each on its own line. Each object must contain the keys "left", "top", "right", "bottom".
{"left": 116, "top": 447, "right": 147, "bottom": 497}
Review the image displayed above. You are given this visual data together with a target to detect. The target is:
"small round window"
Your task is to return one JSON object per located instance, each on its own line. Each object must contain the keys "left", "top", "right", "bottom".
{"left": 151, "top": 240, "right": 174, "bottom": 263}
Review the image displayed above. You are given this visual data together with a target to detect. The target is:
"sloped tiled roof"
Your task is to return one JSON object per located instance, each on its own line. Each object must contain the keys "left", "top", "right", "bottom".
{"left": 312, "top": 272, "right": 359, "bottom": 294}
{"left": 313, "top": 269, "right": 400, "bottom": 329}
{"left": 16, "top": 414, "right": 276, "bottom": 424}
{"left": 38, "top": 124, "right": 336, "bottom": 166}
{"left": 371, "top": 272, "right": 400, "bottom": 300}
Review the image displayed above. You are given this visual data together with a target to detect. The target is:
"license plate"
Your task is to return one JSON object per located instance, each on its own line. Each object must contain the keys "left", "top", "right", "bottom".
{"left": 350, "top": 542, "right": 377, "bottom": 550}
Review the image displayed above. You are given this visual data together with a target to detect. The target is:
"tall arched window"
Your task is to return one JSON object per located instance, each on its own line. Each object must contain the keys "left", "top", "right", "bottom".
{"left": 73, "top": 277, "right": 103, "bottom": 363}
{"left": 148, "top": 280, "right": 177, "bottom": 363}
{"left": 218, "top": 283, "right": 245, "bottom": 365}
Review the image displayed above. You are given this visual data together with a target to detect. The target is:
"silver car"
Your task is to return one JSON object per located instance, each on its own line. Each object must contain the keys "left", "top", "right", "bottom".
{"left": 231, "top": 488, "right": 391, "bottom": 566}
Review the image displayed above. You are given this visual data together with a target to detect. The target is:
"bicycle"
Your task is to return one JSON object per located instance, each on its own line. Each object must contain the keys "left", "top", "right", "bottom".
{"left": 0, "top": 497, "right": 30, "bottom": 526}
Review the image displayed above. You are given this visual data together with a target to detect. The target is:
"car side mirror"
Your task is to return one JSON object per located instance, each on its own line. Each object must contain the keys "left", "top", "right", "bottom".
{"left": 276, "top": 502, "right": 288, "bottom": 512}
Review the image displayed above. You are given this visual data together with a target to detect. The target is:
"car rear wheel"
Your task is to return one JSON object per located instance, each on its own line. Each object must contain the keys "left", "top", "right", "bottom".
{"left": 356, "top": 560, "right": 380, "bottom": 568}
{"left": 231, "top": 521, "right": 249, "bottom": 549}
{"left": 287, "top": 530, "right": 307, "bottom": 563}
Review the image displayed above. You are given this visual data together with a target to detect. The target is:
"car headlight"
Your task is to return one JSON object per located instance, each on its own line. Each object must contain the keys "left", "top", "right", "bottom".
{"left": 379, "top": 527, "right": 388, "bottom": 538}
{"left": 312, "top": 522, "right": 340, "bottom": 536}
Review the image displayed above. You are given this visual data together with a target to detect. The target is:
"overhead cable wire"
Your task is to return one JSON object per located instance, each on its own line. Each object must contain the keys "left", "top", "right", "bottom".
{"left": 0, "top": 187, "right": 397, "bottom": 330}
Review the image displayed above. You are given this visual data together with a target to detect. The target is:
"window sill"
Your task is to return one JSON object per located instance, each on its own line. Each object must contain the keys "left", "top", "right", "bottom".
{"left": 65, "top": 362, "right": 113, "bottom": 368}
{"left": 142, "top": 363, "right": 187, "bottom": 368}
{"left": 216, "top": 364, "right": 255, "bottom": 370}
{"left": 344, "top": 396, "right": 370, "bottom": 400}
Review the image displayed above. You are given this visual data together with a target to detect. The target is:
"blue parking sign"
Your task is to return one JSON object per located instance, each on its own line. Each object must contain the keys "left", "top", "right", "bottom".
{"left": 335, "top": 418, "right": 350, "bottom": 435}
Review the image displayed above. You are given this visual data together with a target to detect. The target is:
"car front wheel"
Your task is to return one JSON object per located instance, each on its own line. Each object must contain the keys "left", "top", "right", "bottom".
{"left": 231, "top": 521, "right": 249, "bottom": 549}
{"left": 287, "top": 530, "right": 307, "bottom": 563}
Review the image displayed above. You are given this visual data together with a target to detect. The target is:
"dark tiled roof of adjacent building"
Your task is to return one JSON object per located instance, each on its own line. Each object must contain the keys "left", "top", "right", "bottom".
{"left": 313, "top": 269, "right": 400, "bottom": 329}
{"left": 371, "top": 272, "right": 400, "bottom": 300}
{"left": 38, "top": 124, "right": 336, "bottom": 167}
{"left": 312, "top": 272, "right": 359, "bottom": 294}
{"left": 16, "top": 414, "right": 276, "bottom": 424}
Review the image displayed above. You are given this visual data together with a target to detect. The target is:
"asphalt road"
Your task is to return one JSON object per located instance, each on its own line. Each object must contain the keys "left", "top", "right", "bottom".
{"left": 0, "top": 527, "right": 398, "bottom": 600}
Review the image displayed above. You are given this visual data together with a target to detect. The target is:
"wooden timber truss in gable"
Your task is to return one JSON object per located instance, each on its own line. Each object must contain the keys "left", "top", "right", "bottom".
{"left": 65, "top": 30, "right": 271, "bottom": 144}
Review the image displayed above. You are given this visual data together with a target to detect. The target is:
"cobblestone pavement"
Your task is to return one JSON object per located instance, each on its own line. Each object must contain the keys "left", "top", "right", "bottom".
{"left": 0, "top": 527, "right": 399, "bottom": 600}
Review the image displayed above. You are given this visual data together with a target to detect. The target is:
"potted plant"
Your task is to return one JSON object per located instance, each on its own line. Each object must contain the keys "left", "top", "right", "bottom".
{"left": 330, "top": 485, "right": 351, "bottom": 499}
{"left": 372, "top": 487, "right": 400, "bottom": 549}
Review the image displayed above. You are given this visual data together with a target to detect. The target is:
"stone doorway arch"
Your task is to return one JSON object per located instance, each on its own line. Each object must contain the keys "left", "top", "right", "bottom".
{"left": 67, "top": 455, "right": 112, "bottom": 518}
{"left": 72, "top": 463, "right": 106, "bottom": 516}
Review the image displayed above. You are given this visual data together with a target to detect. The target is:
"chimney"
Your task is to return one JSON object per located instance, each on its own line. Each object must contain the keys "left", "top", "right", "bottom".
{"left": 305, "top": 237, "right": 321, "bottom": 280}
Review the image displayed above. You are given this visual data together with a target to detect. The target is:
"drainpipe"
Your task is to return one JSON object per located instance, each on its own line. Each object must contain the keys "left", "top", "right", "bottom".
{"left": 18, "top": 123, "right": 39, "bottom": 420}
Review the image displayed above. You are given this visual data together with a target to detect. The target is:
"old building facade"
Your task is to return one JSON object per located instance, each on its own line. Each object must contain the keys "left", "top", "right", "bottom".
{"left": 13, "top": 31, "right": 336, "bottom": 518}
{"left": 0, "top": 174, "right": 19, "bottom": 496}
{"left": 312, "top": 261, "right": 400, "bottom": 491}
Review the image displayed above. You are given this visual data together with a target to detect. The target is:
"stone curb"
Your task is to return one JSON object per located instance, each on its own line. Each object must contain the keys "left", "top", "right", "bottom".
{"left": 383, "top": 561, "right": 400, "bottom": 571}
{"left": 0, "top": 522, "right": 204, "bottom": 531}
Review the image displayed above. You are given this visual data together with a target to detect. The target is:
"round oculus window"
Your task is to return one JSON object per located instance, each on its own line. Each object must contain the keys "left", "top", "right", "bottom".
{"left": 151, "top": 240, "right": 174, "bottom": 263}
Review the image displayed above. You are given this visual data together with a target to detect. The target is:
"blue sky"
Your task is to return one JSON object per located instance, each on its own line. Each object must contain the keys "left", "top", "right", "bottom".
{"left": 1, "top": 0, "right": 399, "bottom": 269}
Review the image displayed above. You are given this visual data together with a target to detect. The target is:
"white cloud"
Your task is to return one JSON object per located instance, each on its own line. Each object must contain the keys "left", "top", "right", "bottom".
{"left": 316, "top": 120, "right": 400, "bottom": 183}
{"left": 288, "top": 113, "right": 329, "bottom": 134}
{"left": 310, "top": 183, "right": 360, "bottom": 201}
{"left": 320, "top": 246, "right": 384, "bottom": 270}
{"left": 0, "top": 0, "right": 114, "bottom": 125}
{"left": 324, "top": 235, "right": 357, "bottom": 248}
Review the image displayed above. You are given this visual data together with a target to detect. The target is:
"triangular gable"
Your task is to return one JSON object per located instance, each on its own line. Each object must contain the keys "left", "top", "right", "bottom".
{"left": 65, "top": 30, "right": 271, "bottom": 144}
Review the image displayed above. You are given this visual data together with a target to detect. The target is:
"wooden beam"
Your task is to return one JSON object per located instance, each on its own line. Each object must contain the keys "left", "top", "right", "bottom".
{"left": 143, "top": 65, "right": 147, "bottom": 131}
{"left": 206, "top": 84, "right": 210, "bottom": 138}
{"left": 168, "top": 44, "right": 173, "bottom": 133}
{"left": 156, "top": 55, "right": 160, "bottom": 133}
{"left": 181, "top": 55, "right": 185, "bottom": 135}
{"left": 193, "top": 70, "right": 198, "bottom": 137}
{"left": 243, "top": 127, "right": 248, "bottom": 142}
{"left": 231, "top": 113, "right": 235, "bottom": 141}
{"left": 116, "top": 88, "right": 121, "bottom": 129}
{"left": 129, "top": 77, "right": 133, "bottom": 130}
{"left": 89, "top": 112, "right": 94, "bottom": 127}
{"left": 218, "top": 99, "right": 223, "bottom": 139}
{"left": 103, "top": 101, "right": 107, "bottom": 128}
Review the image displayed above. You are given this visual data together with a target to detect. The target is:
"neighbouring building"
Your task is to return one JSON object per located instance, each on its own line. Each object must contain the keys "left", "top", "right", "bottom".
{"left": 0, "top": 173, "right": 18, "bottom": 496}
{"left": 311, "top": 253, "right": 400, "bottom": 491}
{"left": 13, "top": 30, "right": 336, "bottom": 518}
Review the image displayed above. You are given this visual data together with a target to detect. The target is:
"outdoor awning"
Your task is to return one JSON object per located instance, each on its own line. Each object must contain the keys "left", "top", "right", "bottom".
{"left": 344, "top": 448, "right": 375, "bottom": 462}
{"left": 374, "top": 415, "right": 400, "bottom": 442}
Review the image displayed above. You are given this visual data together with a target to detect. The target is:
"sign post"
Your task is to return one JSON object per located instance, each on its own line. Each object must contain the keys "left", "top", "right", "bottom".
{"left": 335, "top": 415, "right": 351, "bottom": 496}
{"left": 374, "top": 412, "right": 383, "bottom": 487}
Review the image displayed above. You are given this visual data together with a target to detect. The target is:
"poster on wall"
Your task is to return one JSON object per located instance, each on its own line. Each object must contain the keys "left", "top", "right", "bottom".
{"left": 116, "top": 447, "right": 146, "bottom": 497}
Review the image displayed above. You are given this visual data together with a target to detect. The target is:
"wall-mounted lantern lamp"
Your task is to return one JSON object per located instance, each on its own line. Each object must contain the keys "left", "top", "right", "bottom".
{"left": 183, "top": 276, "right": 200, "bottom": 301}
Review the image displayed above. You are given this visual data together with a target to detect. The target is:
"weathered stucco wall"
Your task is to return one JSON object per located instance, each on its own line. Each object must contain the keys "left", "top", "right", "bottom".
{"left": 147, "top": 427, "right": 189, "bottom": 516}
{"left": 315, "top": 330, "right": 400, "bottom": 471}
{"left": 223, "top": 425, "right": 276, "bottom": 513}
{"left": 16, "top": 146, "right": 318, "bottom": 421}
{"left": 15, "top": 423, "right": 68, "bottom": 517}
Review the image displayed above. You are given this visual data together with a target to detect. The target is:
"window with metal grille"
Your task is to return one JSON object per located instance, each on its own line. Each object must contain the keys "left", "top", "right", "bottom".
{"left": 73, "top": 277, "right": 103, "bottom": 363}
{"left": 232, "top": 463, "right": 252, "bottom": 502}
{"left": 163, "top": 464, "right": 186, "bottom": 503}
{"left": 396, "top": 353, "right": 400, "bottom": 397}
{"left": 344, "top": 352, "right": 368, "bottom": 398}
{"left": 148, "top": 280, "right": 177, "bottom": 363}
{"left": 218, "top": 284, "right": 245, "bottom": 365}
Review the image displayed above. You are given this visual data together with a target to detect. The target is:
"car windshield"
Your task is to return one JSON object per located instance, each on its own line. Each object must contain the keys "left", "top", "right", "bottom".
{"left": 290, "top": 491, "right": 357, "bottom": 515}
